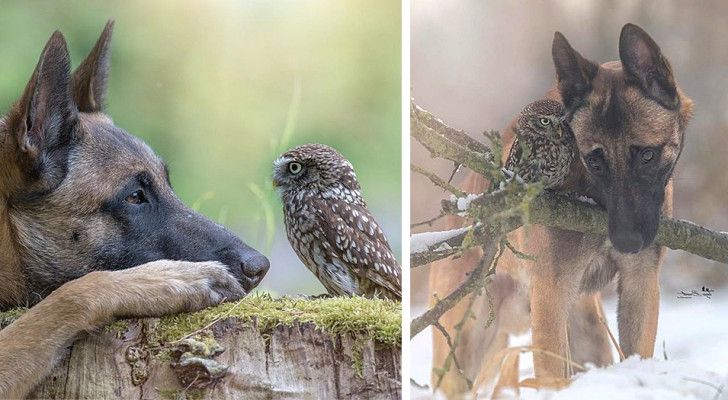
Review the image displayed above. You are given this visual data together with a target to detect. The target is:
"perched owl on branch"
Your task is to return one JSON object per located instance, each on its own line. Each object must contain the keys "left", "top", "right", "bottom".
{"left": 505, "top": 99, "right": 575, "bottom": 189}
{"left": 273, "top": 143, "right": 401, "bottom": 300}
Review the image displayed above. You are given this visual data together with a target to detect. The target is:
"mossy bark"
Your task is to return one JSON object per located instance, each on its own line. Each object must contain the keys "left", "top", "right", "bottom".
{"left": 25, "top": 318, "right": 400, "bottom": 400}
{"left": 438, "top": 191, "right": 728, "bottom": 265}
{"left": 1, "top": 296, "right": 401, "bottom": 399}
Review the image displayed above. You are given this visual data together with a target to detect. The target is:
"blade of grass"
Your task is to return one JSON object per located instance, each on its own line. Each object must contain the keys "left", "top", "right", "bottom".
{"left": 249, "top": 182, "right": 276, "bottom": 251}
{"left": 277, "top": 76, "right": 302, "bottom": 153}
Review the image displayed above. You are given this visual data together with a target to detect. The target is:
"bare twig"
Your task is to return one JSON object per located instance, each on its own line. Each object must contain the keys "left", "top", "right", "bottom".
{"left": 411, "top": 213, "right": 447, "bottom": 229}
{"left": 446, "top": 162, "right": 462, "bottom": 184}
{"left": 411, "top": 164, "right": 465, "bottom": 197}
{"left": 432, "top": 319, "right": 472, "bottom": 390}
{"left": 411, "top": 239, "right": 505, "bottom": 338}
{"left": 170, "top": 298, "right": 244, "bottom": 343}
{"left": 593, "top": 295, "right": 625, "bottom": 362}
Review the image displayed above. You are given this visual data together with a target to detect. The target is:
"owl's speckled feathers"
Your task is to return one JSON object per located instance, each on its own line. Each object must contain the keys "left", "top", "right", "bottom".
{"left": 505, "top": 99, "right": 575, "bottom": 189}
{"left": 273, "top": 144, "right": 401, "bottom": 300}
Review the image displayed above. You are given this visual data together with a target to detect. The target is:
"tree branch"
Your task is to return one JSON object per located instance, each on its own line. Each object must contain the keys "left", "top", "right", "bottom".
{"left": 411, "top": 101, "right": 728, "bottom": 266}
{"left": 429, "top": 191, "right": 728, "bottom": 265}
{"left": 411, "top": 101, "right": 497, "bottom": 178}
{"left": 411, "top": 164, "right": 465, "bottom": 197}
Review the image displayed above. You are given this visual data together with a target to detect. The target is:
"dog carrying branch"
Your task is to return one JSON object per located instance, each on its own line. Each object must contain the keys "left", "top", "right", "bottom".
{"left": 410, "top": 100, "right": 728, "bottom": 337}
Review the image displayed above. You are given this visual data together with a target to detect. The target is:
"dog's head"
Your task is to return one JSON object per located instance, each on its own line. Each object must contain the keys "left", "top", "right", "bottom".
{"left": 551, "top": 23, "right": 693, "bottom": 253}
{"left": 0, "top": 22, "right": 269, "bottom": 298}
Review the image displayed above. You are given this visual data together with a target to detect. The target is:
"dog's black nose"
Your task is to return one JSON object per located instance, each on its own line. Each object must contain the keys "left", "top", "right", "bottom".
{"left": 239, "top": 253, "right": 270, "bottom": 291}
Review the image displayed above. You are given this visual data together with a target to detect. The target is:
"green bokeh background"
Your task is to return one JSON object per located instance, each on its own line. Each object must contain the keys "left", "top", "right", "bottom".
{"left": 0, "top": 0, "right": 401, "bottom": 294}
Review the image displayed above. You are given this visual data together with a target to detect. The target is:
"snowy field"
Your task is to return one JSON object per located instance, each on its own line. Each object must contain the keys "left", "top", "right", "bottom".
{"left": 411, "top": 293, "right": 728, "bottom": 399}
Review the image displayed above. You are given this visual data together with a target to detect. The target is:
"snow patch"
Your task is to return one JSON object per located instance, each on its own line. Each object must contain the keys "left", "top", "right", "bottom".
{"left": 410, "top": 226, "right": 472, "bottom": 254}
{"left": 412, "top": 295, "right": 728, "bottom": 400}
{"left": 514, "top": 357, "right": 725, "bottom": 400}
{"left": 456, "top": 194, "right": 482, "bottom": 211}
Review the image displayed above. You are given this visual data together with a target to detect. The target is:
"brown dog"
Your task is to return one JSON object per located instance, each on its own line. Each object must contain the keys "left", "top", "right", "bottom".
{"left": 429, "top": 23, "right": 693, "bottom": 397}
{"left": 0, "top": 22, "right": 270, "bottom": 398}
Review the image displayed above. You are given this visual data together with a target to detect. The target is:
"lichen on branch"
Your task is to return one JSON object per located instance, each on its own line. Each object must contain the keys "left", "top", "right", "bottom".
{"left": 411, "top": 101, "right": 499, "bottom": 180}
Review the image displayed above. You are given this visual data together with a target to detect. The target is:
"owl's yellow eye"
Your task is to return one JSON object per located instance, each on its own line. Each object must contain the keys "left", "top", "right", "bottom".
{"left": 538, "top": 118, "right": 551, "bottom": 126}
{"left": 288, "top": 162, "right": 303, "bottom": 174}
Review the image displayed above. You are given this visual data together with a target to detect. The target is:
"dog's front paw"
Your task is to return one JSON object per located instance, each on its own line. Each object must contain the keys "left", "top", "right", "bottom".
{"left": 185, "top": 261, "right": 246, "bottom": 302}
{"left": 79, "top": 260, "right": 247, "bottom": 320}
{"left": 137, "top": 260, "right": 246, "bottom": 308}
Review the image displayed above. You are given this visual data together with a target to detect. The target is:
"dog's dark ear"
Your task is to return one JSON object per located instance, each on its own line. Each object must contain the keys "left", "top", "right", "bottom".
{"left": 12, "top": 31, "right": 77, "bottom": 170}
{"left": 552, "top": 31, "right": 599, "bottom": 110}
{"left": 72, "top": 20, "right": 114, "bottom": 113}
{"left": 619, "top": 23, "right": 678, "bottom": 109}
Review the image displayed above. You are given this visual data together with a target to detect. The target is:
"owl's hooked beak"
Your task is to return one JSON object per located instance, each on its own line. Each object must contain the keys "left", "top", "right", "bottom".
{"left": 272, "top": 178, "right": 281, "bottom": 188}
{"left": 557, "top": 117, "right": 569, "bottom": 138}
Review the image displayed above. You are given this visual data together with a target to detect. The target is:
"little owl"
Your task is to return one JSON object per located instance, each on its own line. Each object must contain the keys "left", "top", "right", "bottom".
{"left": 273, "top": 143, "right": 401, "bottom": 300}
{"left": 505, "top": 99, "right": 575, "bottom": 189}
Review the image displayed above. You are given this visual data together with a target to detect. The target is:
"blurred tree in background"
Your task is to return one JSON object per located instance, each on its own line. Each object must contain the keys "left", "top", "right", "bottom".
{"left": 0, "top": 0, "right": 401, "bottom": 295}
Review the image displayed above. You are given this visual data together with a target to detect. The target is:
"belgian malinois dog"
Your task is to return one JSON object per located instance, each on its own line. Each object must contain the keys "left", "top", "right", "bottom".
{"left": 0, "top": 22, "right": 270, "bottom": 398}
{"left": 429, "top": 23, "right": 693, "bottom": 397}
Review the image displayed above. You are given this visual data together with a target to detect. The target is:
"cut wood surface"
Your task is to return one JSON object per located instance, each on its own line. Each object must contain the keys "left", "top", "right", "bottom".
{"left": 1, "top": 296, "right": 402, "bottom": 400}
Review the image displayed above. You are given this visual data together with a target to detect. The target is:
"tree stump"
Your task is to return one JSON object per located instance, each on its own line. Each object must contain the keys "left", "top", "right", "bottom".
{"left": 2, "top": 296, "right": 402, "bottom": 399}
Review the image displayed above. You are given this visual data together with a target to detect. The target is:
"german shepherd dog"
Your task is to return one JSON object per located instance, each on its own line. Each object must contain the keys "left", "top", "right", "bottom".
{"left": 430, "top": 23, "right": 693, "bottom": 396}
{"left": 0, "top": 22, "right": 270, "bottom": 398}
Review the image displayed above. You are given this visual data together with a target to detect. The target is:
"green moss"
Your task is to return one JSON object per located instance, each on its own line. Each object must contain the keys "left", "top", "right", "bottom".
{"left": 105, "top": 319, "right": 130, "bottom": 336}
{"left": 0, "top": 295, "right": 403, "bottom": 351}
{"left": 154, "top": 294, "right": 401, "bottom": 347}
{"left": 157, "top": 388, "right": 205, "bottom": 400}
{"left": 351, "top": 336, "right": 367, "bottom": 377}
{"left": 0, "top": 307, "right": 27, "bottom": 328}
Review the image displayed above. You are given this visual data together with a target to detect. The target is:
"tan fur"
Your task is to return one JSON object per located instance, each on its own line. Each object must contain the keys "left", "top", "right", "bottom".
{"left": 0, "top": 261, "right": 243, "bottom": 398}
{"left": 0, "top": 24, "right": 257, "bottom": 398}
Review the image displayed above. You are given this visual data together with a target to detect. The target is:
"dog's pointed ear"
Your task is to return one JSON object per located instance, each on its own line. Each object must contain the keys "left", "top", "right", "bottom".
{"left": 12, "top": 31, "right": 77, "bottom": 167}
{"left": 619, "top": 23, "right": 678, "bottom": 109}
{"left": 72, "top": 20, "right": 114, "bottom": 113}
{"left": 552, "top": 31, "right": 599, "bottom": 109}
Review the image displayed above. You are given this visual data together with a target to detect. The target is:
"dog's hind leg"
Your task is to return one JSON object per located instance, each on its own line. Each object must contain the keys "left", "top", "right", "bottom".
{"left": 568, "top": 293, "right": 613, "bottom": 368}
{"left": 530, "top": 227, "right": 597, "bottom": 379}
{"left": 0, "top": 260, "right": 244, "bottom": 399}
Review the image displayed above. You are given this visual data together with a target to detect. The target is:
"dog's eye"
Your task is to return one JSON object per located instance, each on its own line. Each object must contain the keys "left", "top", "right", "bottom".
{"left": 288, "top": 162, "right": 303, "bottom": 174}
{"left": 585, "top": 155, "right": 602, "bottom": 172}
{"left": 538, "top": 118, "right": 551, "bottom": 126}
{"left": 640, "top": 148, "right": 655, "bottom": 163}
{"left": 125, "top": 190, "right": 148, "bottom": 205}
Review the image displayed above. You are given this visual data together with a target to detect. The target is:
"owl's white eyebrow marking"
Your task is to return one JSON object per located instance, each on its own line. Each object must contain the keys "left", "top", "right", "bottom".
{"left": 273, "top": 156, "right": 291, "bottom": 169}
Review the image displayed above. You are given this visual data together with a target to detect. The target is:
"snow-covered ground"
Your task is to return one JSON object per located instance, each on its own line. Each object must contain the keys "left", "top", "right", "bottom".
{"left": 411, "top": 293, "right": 728, "bottom": 399}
